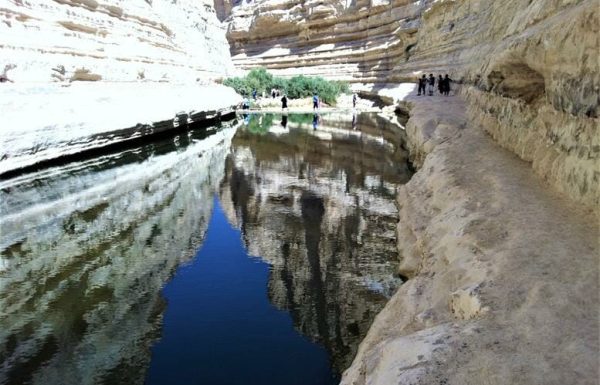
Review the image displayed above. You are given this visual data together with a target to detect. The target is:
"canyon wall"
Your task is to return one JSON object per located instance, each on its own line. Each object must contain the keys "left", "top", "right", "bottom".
{"left": 220, "top": 1, "right": 599, "bottom": 383}
{"left": 220, "top": 0, "right": 599, "bottom": 208}
{"left": 0, "top": 0, "right": 244, "bottom": 177}
{"left": 1, "top": 0, "right": 234, "bottom": 82}
{"left": 223, "top": 0, "right": 428, "bottom": 82}
{"left": 341, "top": 87, "right": 599, "bottom": 385}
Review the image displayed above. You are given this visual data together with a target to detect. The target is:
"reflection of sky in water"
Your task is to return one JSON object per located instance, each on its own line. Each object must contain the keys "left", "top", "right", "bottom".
{"left": 146, "top": 196, "right": 337, "bottom": 385}
{"left": 0, "top": 113, "right": 412, "bottom": 385}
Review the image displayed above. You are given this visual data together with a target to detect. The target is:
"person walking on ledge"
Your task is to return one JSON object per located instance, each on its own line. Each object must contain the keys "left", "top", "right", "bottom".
{"left": 427, "top": 74, "right": 435, "bottom": 96}
{"left": 438, "top": 75, "right": 444, "bottom": 94}
{"left": 442, "top": 74, "right": 453, "bottom": 96}
{"left": 281, "top": 94, "right": 288, "bottom": 111}
{"left": 417, "top": 74, "right": 426, "bottom": 96}
{"left": 313, "top": 93, "right": 319, "bottom": 110}
{"left": 352, "top": 93, "right": 357, "bottom": 108}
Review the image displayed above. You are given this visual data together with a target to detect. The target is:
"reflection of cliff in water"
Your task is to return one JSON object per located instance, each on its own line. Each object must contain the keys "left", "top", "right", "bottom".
{"left": 0, "top": 125, "right": 237, "bottom": 385}
{"left": 220, "top": 113, "right": 412, "bottom": 372}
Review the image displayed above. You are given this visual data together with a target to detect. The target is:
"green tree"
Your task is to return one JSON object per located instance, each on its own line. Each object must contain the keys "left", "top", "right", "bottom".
{"left": 224, "top": 69, "right": 349, "bottom": 105}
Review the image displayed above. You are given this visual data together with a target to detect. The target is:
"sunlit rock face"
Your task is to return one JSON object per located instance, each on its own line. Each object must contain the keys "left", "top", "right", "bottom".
{"left": 1, "top": 0, "right": 234, "bottom": 82}
{"left": 0, "top": 126, "right": 236, "bottom": 385}
{"left": 219, "top": 113, "right": 412, "bottom": 371}
{"left": 414, "top": 0, "right": 599, "bottom": 208}
{"left": 222, "top": 0, "right": 429, "bottom": 83}
{"left": 220, "top": 0, "right": 598, "bottom": 208}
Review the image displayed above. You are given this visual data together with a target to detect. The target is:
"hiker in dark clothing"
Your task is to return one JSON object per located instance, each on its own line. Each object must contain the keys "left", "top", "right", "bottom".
{"left": 442, "top": 74, "right": 452, "bottom": 95}
{"left": 427, "top": 74, "right": 435, "bottom": 96}
{"left": 281, "top": 94, "right": 288, "bottom": 110}
{"left": 252, "top": 89, "right": 257, "bottom": 100}
{"left": 438, "top": 75, "right": 444, "bottom": 94}
{"left": 272, "top": 89, "right": 276, "bottom": 98}
{"left": 313, "top": 93, "right": 319, "bottom": 110}
{"left": 417, "top": 75, "right": 426, "bottom": 96}
{"left": 352, "top": 93, "right": 357, "bottom": 108}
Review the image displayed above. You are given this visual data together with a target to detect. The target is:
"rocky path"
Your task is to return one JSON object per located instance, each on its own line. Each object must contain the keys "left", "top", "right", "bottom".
{"left": 341, "top": 93, "right": 599, "bottom": 385}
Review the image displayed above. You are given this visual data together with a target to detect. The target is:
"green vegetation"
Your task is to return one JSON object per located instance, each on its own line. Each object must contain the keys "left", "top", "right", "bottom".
{"left": 245, "top": 114, "right": 274, "bottom": 135}
{"left": 224, "top": 68, "right": 350, "bottom": 105}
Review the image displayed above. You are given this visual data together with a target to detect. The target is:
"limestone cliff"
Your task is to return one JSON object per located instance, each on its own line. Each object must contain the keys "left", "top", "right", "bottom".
{"left": 341, "top": 89, "right": 598, "bottom": 385}
{"left": 222, "top": 0, "right": 430, "bottom": 82}
{"left": 221, "top": 0, "right": 598, "bottom": 208}
{"left": 1, "top": 0, "right": 234, "bottom": 82}
{"left": 220, "top": 1, "right": 599, "bottom": 383}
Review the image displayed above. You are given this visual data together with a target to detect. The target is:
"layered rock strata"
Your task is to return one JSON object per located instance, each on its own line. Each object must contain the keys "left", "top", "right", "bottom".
{"left": 341, "top": 94, "right": 599, "bottom": 385}
{"left": 0, "top": 0, "right": 243, "bottom": 177}
{"left": 223, "top": 0, "right": 430, "bottom": 82}
{"left": 1, "top": 0, "right": 234, "bottom": 82}
{"left": 221, "top": 0, "right": 599, "bottom": 208}
{"left": 0, "top": 126, "right": 236, "bottom": 385}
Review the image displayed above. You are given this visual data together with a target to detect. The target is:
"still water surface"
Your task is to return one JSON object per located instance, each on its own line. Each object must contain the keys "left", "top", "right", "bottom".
{"left": 0, "top": 113, "right": 412, "bottom": 385}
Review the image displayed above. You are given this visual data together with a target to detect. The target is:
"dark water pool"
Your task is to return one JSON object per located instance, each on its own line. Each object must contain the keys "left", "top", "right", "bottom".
{"left": 0, "top": 113, "right": 412, "bottom": 385}
{"left": 145, "top": 196, "right": 335, "bottom": 385}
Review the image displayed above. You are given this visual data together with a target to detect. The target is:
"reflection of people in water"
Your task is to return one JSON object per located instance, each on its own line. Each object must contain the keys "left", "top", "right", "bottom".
{"left": 312, "top": 113, "right": 319, "bottom": 130}
{"left": 281, "top": 114, "right": 288, "bottom": 128}
{"left": 242, "top": 113, "right": 250, "bottom": 125}
{"left": 352, "top": 112, "right": 357, "bottom": 130}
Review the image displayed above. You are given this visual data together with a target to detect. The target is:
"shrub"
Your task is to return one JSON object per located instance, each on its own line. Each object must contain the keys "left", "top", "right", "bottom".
{"left": 224, "top": 68, "right": 349, "bottom": 105}
{"left": 223, "top": 76, "right": 252, "bottom": 96}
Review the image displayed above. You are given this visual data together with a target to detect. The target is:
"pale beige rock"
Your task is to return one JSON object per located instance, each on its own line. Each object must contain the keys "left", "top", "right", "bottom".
{"left": 341, "top": 93, "right": 599, "bottom": 385}
{"left": 221, "top": 0, "right": 427, "bottom": 82}
{"left": 1, "top": 0, "right": 234, "bottom": 82}
{"left": 221, "top": 0, "right": 599, "bottom": 208}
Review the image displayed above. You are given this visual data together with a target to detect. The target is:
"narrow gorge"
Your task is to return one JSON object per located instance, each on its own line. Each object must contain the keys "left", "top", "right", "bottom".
{"left": 0, "top": 0, "right": 598, "bottom": 384}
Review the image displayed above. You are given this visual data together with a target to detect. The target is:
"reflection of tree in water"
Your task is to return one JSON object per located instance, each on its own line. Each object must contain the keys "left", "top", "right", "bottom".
{"left": 220, "top": 113, "right": 410, "bottom": 373}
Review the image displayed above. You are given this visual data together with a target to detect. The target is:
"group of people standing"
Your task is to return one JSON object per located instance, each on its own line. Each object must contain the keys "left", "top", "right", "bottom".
{"left": 418, "top": 74, "right": 452, "bottom": 96}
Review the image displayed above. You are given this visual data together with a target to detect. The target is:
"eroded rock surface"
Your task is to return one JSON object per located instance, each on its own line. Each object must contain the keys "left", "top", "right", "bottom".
{"left": 341, "top": 94, "right": 599, "bottom": 385}
{"left": 221, "top": 0, "right": 599, "bottom": 208}
{"left": 1, "top": 0, "right": 234, "bottom": 82}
